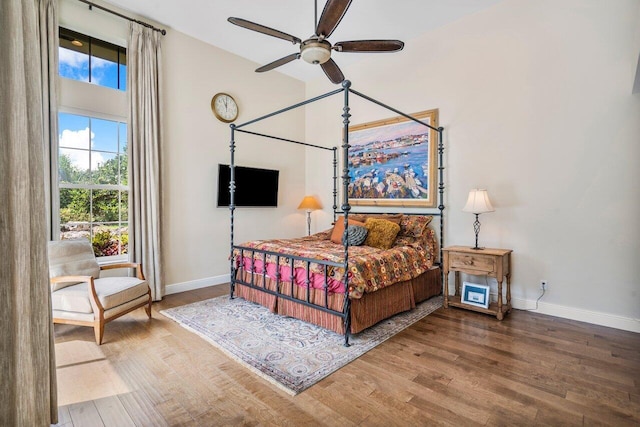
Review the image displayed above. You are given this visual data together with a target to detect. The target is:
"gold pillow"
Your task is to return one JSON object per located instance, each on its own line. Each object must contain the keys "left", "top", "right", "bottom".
{"left": 363, "top": 218, "right": 401, "bottom": 250}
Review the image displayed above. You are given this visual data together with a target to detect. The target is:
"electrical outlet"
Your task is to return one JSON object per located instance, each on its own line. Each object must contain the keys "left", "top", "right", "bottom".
{"left": 540, "top": 280, "right": 548, "bottom": 290}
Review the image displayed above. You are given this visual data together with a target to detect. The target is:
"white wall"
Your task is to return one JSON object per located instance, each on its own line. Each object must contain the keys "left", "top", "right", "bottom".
{"left": 305, "top": 0, "right": 640, "bottom": 330}
{"left": 161, "top": 30, "right": 307, "bottom": 290}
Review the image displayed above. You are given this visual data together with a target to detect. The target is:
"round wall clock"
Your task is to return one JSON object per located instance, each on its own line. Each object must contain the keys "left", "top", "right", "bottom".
{"left": 211, "top": 93, "right": 239, "bottom": 123}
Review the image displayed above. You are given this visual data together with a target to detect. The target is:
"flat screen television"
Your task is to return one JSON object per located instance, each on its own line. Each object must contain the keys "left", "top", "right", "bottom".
{"left": 217, "top": 164, "right": 279, "bottom": 207}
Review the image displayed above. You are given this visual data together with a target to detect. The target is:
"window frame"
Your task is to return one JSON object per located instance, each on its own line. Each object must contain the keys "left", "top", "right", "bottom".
{"left": 59, "top": 26, "right": 127, "bottom": 91}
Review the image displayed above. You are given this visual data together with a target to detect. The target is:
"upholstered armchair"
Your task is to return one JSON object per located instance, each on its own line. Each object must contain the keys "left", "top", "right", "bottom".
{"left": 48, "top": 239, "right": 152, "bottom": 345}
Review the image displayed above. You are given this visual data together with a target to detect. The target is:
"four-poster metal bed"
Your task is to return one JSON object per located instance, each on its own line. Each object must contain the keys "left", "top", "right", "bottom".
{"left": 228, "top": 81, "right": 445, "bottom": 346}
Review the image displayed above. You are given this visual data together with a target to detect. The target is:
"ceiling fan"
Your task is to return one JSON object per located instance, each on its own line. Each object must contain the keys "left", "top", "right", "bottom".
{"left": 228, "top": 0, "right": 405, "bottom": 84}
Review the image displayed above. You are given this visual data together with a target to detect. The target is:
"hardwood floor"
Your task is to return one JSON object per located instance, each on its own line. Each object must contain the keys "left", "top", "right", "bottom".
{"left": 53, "top": 285, "right": 640, "bottom": 426}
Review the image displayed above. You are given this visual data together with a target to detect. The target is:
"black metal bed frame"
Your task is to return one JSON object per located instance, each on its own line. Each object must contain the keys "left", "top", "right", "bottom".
{"left": 229, "top": 81, "right": 445, "bottom": 346}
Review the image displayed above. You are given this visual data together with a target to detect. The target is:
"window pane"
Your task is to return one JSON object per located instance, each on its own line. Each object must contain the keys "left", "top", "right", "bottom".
{"left": 91, "top": 118, "right": 118, "bottom": 153}
{"left": 59, "top": 47, "right": 90, "bottom": 82}
{"left": 120, "top": 191, "right": 128, "bottom": 221}
{"left": 59, "top": 188, "right": 90, "bottom": 229}
{"left": 91, "top": 56, "right": 119, "bottom": 89}
{"left": 59, "top": 148, "right": 90, "bottom": 184}
{"left": 119, "top": 153, "right": 128, "bottom": 186}
{"left": 119, "top": 64, "right": 127, "bottom": 91}
{"left": 59, "top": 27, "right": 126, "bottom": 91}
{"left": 92, "top": 224, "right": 121, "bottom": 257}
{"left": 117, "top": 223, "right": 129, "bottom": 255}
{"left": 92, "top": 151, "right": 118, "bottom": 185}
{"left": 119, "top": 122, "right": 127, "bottom": 153}
{"left": 91, "top": 39, "right": 120, "bottom": 90}
{"left": 119, "top": 48, "right": 127, "bottom": 91}
{"left": 59, "top": 28, "right": 90, "bottom": 83}
{"left": 59, "top": 113, "right": 90, "bottom": 149}
{"left": 92, "top": 189, "right": 120, "bottom": 222}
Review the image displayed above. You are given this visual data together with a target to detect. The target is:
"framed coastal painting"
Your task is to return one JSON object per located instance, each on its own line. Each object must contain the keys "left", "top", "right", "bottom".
{"left": 347, "top": 109, "right": 439, "bottom": 207}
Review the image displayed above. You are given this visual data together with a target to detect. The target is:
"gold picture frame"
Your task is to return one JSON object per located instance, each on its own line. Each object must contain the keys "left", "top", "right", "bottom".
{"left": 348, "top": 109, "right": 439, "bottom": 208}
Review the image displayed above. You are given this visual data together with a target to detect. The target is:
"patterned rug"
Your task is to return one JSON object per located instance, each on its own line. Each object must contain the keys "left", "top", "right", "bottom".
{"left": 160, "top": 295, "right": 442, "bottom": 395}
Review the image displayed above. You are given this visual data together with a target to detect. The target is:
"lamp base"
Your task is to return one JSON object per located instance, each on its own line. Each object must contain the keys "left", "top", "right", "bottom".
{"left": 472, "top": 214, "right": 484, "bottom": 250}
{"left": 471, "top": 246, "right": 486, "bottom": 250}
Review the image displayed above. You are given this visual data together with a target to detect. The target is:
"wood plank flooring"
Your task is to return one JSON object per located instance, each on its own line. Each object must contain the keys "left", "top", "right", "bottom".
{"left": 53, "top": 285, "right": 640, "bottom": 426}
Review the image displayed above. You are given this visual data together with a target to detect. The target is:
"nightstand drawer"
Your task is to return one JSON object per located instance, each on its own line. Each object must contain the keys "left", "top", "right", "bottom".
{"left": 449, "top": 252, "right": 495, "bottom": 273}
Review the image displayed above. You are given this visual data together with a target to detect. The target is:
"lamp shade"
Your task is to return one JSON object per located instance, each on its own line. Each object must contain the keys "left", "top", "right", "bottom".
{"left": 462, "top": 189, "right": 495, "bottom": 214}
{"left": 297, "top": 195, "right": 322, "bottom": 211}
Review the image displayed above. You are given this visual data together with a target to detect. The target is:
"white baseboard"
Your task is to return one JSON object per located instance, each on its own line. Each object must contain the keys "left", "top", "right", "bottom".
{"left": 491, "top": 293, "right": 640, "bottom": 333}
{"left": 164, "top": 274, "right": 230, "bottom": 296}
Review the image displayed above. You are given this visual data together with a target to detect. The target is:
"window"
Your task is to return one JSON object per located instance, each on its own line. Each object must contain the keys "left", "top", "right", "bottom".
{"left": 58, "top": 113, "right": 129, "bottom": 257}
{"left": 59, "top": 27, "right": 127, "bottom": 91}
{"left": 57, "top": 27, "right": 128, "bottom": 259}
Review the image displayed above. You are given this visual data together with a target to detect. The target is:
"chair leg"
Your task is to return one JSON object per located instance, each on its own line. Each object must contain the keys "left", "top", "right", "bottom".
{"left": 145, "top": 297, "right": 152, "bottom": 319}
{"left": 94, "top": 320, "right": 105, "bottom": 345}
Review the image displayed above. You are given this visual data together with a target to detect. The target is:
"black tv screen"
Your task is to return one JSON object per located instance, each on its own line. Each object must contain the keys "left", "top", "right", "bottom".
{"left": 217, "top": 164, "right": 279, "bottom": 207}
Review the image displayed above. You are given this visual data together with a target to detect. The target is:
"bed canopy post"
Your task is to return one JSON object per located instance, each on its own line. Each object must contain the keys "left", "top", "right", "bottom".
{"left": 229, "top": 124, "right": 237, "bottom": 299}
{"left": 341, "top": 80, "right": 352, "bottom": 347}
{"left": 332, "top": 147, "right": 338, "bottom": 222}
{"left": 437, "top": 127, "right": 445, "bottom": 285}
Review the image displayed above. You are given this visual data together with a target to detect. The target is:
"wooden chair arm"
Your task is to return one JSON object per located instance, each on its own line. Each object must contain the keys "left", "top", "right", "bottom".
{"left": 50, "top": 275, "right": 93, "bottom": 284}
{"left": 100, "top": 262, "right": 145, "bottom": 280}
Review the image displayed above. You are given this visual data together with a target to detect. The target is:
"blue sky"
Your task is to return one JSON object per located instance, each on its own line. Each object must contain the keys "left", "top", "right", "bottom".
{"left": 59, "top": 47, "right": 126, "bottom": 90}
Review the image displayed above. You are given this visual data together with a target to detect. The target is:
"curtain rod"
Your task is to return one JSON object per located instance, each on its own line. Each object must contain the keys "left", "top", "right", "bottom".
{"left": 77, "top": 0, "right": 167, "bottom": 35}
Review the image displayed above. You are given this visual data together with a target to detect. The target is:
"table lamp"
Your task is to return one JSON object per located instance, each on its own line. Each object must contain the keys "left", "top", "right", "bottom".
{"left": 462, "top": 189, "right": 495, "bottom": 250}
{"left": 297, "top": 195, "right": 322, "bottom": 236}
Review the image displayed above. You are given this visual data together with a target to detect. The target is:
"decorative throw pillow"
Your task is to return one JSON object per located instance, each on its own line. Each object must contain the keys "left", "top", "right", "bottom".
{"left": 370, "top": 213, "right": 403, "bottom": 224}
{"left": 399, "top": 215, "right": 434, "bottom": 238}
{"left": 363, "top": 218, "right": 401, "bottom": 250}
{"left": 342, "top": 225, "right": 368, "bottom": 246}
{"left": 330, "top": 217, "right": 365, "bottom": 244}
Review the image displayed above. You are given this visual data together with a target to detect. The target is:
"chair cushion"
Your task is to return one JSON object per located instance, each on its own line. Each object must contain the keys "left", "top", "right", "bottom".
{"left": 52, "top": 277, "right": 149, "bottom": 314}
{"left": 48, "top": 239, "right": 100, "bottom": 291}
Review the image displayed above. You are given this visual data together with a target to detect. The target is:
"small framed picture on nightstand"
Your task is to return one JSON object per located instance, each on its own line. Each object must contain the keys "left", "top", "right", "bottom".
{"left": 462, "top": 282, "right": 490, "bottom": 309}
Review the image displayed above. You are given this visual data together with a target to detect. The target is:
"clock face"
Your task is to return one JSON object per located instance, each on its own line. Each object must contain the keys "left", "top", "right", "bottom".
{"left": 211, "top": 93, "right": 238, "bottom": 123}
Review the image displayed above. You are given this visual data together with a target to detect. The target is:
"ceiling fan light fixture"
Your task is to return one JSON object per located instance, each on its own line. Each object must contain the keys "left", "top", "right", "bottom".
{"left": 301, "top": 40, "right": 331, "bottom": 64}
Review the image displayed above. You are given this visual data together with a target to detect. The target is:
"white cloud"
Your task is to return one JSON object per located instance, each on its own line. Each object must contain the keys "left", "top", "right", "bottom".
{"left": 59, "top": 128, "right": 104, "bottom": 170}
{"left": 59, "top": 48, "right": 89, "bottom": 82}
{"left": 59, "top": 47, "right": 87, "bottom": 68}
{"left": 91, "top": 57, "right": 111, "bottom": 69}
{"left": 58, "top": 47, "right": 107, "bottom": 84}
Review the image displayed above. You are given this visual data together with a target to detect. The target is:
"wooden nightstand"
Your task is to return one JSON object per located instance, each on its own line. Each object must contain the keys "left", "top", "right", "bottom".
{"left": 442, "top": 246, "right": 513, "bottom": 320}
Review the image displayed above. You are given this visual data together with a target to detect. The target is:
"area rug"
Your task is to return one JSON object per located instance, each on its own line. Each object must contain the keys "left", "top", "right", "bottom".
{"left": 160, "top": 295, "right": 442, "bottom": 395}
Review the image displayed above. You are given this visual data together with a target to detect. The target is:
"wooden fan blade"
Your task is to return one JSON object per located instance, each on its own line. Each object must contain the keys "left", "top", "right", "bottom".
{"left": 334, "top": 40, "right": 405, "bottom": 53}
{"left": 228, "top": 17, "right": 302, "bottom": 44}
{"left": 320, "top": 58, "right": 345, "bottom": 84}
{"left": 256, "top": 53, "right": 300, "bottom": 73}
{"left": 316, "top": 0, "right": 352, "bottom": 38}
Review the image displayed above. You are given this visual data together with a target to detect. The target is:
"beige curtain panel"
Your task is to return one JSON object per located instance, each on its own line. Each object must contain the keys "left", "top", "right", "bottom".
{"left": 0, "top": 0, "right": 58, "bottom": 425}
{"left": 128, "top": 22, "right": 164, "bottom": 301}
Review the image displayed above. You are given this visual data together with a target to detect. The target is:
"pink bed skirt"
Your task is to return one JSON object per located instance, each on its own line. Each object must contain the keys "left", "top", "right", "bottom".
{"left": 238, "top": 256, "right": 344, "bottom": 293}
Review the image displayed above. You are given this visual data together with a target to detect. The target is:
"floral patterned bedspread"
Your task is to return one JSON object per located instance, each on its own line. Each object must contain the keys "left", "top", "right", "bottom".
{"left": 234, "top": 228, "right": 437, "bottom": 299}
